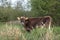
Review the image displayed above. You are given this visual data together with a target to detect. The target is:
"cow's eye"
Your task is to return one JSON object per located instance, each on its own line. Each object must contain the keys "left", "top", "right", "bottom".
{"left": 21, "top": 21, "right": 23, "bottom": 22}
{"left": 20, "top": 20, "right": 24, "bottom": 22}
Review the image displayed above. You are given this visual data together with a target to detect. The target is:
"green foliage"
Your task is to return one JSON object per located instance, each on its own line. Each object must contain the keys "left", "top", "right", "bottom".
{"left": 31, "top": 0, "right": 60, "bottom": 25}
{"left": 0, "top": 0, "right": 60, "bottom": 25}
{"left": 0, "top": 7, "right": 25, "bottom": 22}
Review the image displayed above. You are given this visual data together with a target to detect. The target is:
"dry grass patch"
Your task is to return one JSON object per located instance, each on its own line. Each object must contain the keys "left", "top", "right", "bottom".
{"left": 0, "top": 23, "right": 26, "bottom": 40}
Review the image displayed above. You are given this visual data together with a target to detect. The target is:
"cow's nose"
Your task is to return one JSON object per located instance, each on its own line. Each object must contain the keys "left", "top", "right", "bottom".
{"left": 21, "top": 22, "right": 24, "bottom": 25}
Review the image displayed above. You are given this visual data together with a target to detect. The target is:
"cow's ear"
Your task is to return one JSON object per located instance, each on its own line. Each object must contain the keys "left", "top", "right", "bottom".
{"left": 25, "top": 17, "right": 28, "bottom": 20}
{"left": 17, "top": 17, "right": 20, "bottom": 20}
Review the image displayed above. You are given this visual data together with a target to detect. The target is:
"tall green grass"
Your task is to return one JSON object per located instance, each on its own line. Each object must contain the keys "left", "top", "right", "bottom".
{"left": 0, "top": 23, "right": 60, "bottom": 40}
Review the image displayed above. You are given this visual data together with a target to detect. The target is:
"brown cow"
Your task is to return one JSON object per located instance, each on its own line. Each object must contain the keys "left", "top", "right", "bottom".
{"left": 17, "top": 16, "right": 52, "bottom": 32}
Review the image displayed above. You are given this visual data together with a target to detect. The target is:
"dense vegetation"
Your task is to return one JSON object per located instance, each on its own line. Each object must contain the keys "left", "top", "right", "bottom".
{"left": 0, "top": 23, "right": 60, "bottom": 40}
{"left": 0, "top": 0, "right": 60, "bottom": 40}
{"left": 0, "top": 0, "right": 60, "bottom": 26}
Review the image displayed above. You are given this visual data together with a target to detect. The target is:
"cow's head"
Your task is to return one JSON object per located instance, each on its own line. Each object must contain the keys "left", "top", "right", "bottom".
{"left": 17, "top": 16, "right": 28, "bottom": 25}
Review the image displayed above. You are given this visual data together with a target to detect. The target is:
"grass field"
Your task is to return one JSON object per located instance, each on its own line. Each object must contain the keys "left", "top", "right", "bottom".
{"left": 0, "top": 22, "right": 60, "bottom": 40}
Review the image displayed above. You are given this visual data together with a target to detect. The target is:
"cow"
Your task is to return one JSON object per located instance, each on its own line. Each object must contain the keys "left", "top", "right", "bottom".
{"left": 17, "top": 16, "right": 52, "bottom": 32}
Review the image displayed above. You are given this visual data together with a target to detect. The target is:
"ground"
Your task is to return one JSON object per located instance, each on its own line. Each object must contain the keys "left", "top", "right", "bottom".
{"left": 0, "top": 22, "right": 60, "bottom": 40}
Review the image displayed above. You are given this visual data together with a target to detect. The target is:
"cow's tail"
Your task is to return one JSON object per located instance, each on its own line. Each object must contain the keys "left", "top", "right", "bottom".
{"left": 48, "top": 16, "right": 52, "bottom": 30}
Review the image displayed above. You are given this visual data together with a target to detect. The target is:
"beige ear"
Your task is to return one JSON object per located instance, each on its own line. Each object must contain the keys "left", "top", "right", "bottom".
{"left": 17, "top": 17, "right": 20, "bottom": 20}
{"left": 25, "top": 17, "right": 28, "bottom": 20}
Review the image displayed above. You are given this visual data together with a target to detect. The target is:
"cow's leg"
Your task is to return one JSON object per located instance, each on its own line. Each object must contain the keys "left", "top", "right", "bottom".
{"left": 26, "top": 27, "right": 31, "bottom": 32}
{"left": 40, "top": 22, "right": 45, "bottom": 28}
{"left": 43, "top": 24, "right": 45, "bottom": 28}
{"left": 45, "top": 21, "right": 51, "bottom": 30}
